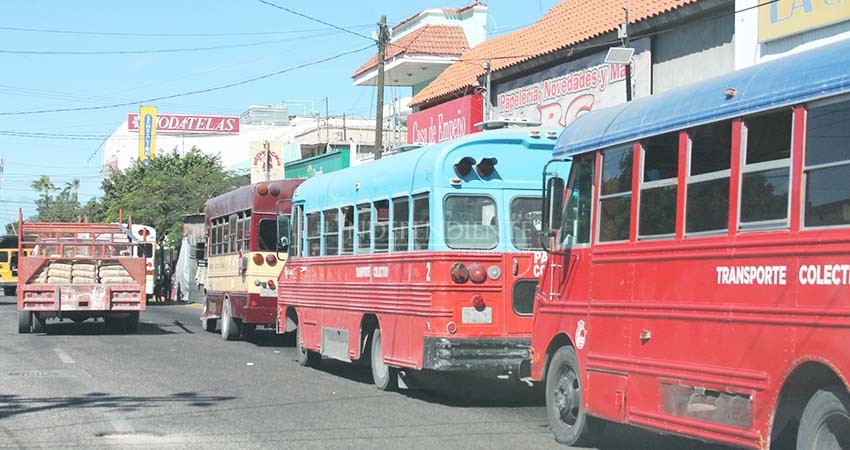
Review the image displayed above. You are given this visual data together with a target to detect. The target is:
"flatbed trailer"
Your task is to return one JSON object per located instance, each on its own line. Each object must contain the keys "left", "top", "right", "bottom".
{"left": 16, "top": 218, "right": 146, "bottom": 334}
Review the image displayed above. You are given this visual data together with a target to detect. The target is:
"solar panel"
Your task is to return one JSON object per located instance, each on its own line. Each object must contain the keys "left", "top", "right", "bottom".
{"left": 605, "top": 47, "right": 635, "bottom": 65}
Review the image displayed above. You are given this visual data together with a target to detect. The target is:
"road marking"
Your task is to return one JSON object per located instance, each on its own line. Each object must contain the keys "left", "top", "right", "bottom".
{"left": 53, "top": 348, "right": 74, "bottom": 364}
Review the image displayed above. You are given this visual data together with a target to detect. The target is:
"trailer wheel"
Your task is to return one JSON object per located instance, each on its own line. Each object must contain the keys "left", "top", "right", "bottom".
{"left": 125, "top": 312, "right": 139, "bottom": 334}
{"left": 240, "top": 322, "right": 256, "bottom": 339}
{"left": 296, "top": 324, "right": 320, "bottom": 367}
{"left": 202, "top": 317, "right": 217, "bottom": 333}
{"left": 18, "top": 311, "right": 32, "bottom": 334}
{"left": 31, "top": 313, "right": 46, "bottom": 334}
{"left": 546, "top": 346, "right": 600, "bottom": 446}
{"left": 370, "top": 328, "right": 398, "bottom": 391}
{"left": 220, "top": 299, "right": 238, "bottom": 341}
{"left": 797, "top": 385, "right": 850, "bottom": 450}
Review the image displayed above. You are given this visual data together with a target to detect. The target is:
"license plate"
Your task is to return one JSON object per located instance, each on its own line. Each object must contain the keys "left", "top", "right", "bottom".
{"left": 461, "top": 307, "right": 492, "bottom": 324}
{"left": 259, "top": 287, "right": 276, "bottom": 297}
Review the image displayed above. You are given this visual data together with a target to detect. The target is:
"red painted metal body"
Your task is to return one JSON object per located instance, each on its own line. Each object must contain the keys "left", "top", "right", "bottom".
{"left": 16, "top": 221, "right": 146, "bottom": 322}
{"left": 531, "top": 106, "right": 850, "bottom": 448}
{"left": 202, "top": 180, "right": 303, "bottom": 327}
{"left": 279, "top": 250, "right": 544, "bottom": 371}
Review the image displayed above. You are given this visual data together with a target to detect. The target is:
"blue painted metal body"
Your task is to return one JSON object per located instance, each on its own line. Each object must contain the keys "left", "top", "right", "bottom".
{"left": 292, "top": 128, "right": 563, "bottom": 252}
{"left": 554, "top": 38, "right": 850, "bottom": 157}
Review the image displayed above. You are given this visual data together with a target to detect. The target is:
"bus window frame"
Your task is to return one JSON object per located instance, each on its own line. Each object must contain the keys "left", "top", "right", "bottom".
{"left": 443, "top": 193, "right": 500, "bottom": 251}
{"left": 557, "top": 154, "right": 595, "bottom": 250}
{"left": 356, "top": 202, "right": 372, "bottom": 254}
{"left": 306, "top": 211, "right": 321, "bottom": 257}
{"left": 290, "top": 205, "right": 303, "bottom": 257}
{"left": 374, "top": 199, "right": 390, "bottom": 254}
{"left": 637, "top": 133, "right": 679, "bottom": 240}
{"left": 411, "top": 192, "right": 430, "bottom": 251}
{"left": 391, "top": 195, "right": 410, "bottom": 253}
{"left": 802, "top": 94, "right": 850, "bottom": 230}
{"left": 737, "top": 108, "right": 794, "bottom": 232}
{"left": 323, "top": 208, "right": 340, "bottom": 256}
{"left": 510, "top": 195, "right": 543, "bottom": 251}
{"left": 685, "top": 122, "right": 733, "bottom": 237}
{"left": 341, "top": 205, "right": 355, "bottom": 255}
{"left": 596, "top": 144, "right": 635, "bottom": 244}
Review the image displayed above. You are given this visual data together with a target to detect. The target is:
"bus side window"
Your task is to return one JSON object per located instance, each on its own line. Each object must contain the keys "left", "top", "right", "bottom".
{"left": 639, "top": 132, "right": 679, "bottom": 239}
{"left": 804, "top": 97, "right": 850, "bottom": 227}
{"left": 412, "top": 193, "right": 430, "bottom": 250}
{"left": 374, "top": 200, "right": 389, "bottom": 253}
{"left": 306, "top": 212, "right": 321, "bottom": 257}
{"left": 739, "top": 109, "right": 793, "bottom": 230}
{"left": 598, "top": 145, "right": 633, "bottom": 242}
{"left": 687, "top": 121, "right": 732, "bottom": 234}
{"left": 243, "top": 214, "right": 251, "bottom": 251}
{"left": 341, "top": 206, "right": 355, "bottom": 255}
{"left": 324, "top": 209, "right": 339, "bottom": 256}
{"left": 357, "top": 203, "right": 372, "bottom": 254}
{"left": 392, "top": 197, "right": 409, "bottom": 252}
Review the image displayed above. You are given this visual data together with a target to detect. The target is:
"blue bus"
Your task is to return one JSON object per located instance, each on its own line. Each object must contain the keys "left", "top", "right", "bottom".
{"left": 277, "top": 125, "right": 564, "bottom": 390}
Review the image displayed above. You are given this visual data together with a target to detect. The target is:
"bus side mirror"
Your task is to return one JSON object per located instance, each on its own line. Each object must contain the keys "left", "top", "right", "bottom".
{"left": 276, "top": 215, "right": 290, "bottom": 255}
{"left": 544, "top": 177, "right": 565, "bottom": 234}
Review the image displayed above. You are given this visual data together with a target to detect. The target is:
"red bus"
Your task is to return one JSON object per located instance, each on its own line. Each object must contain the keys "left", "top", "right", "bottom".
{"left": 278, "top": 127, "right": 561, "bottom": 390}
{"left": 201, "top": 180, "right": 303, "bottom": 340}
{"left": 532, "top": 40, "right": 850, "bottom": 449}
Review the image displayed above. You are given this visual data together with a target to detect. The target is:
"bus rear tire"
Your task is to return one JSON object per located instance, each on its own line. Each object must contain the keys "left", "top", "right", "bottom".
{"left": 18, "top": 311, "right": 32, "bottom": 334}
{"left": 797, "top": 385, "right": 850, "bottom": 450}
{"left": 202, "top": 317, "right": 217, "bottom": 333}
{"left": 221, "top": 300, "right": 238, "bottom": 341}
{"left": 296, "top": 325, "right": 320, "bottom": 367}
{"left": 370, "top": 328, "right": 398, "bottom": 391}
{"left": 546, "top": 346, "right": 600, "bottom": 446}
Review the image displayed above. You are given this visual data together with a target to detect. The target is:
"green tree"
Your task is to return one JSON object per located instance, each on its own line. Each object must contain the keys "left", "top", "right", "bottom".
{"left": 31, "top": 175, "right": 56, "bottom": 206}
{"left": 98, "top": 147, "right": 242, "bottom": 246}
{"left": 30, "top": 176, "right": 84, "bottom": 222}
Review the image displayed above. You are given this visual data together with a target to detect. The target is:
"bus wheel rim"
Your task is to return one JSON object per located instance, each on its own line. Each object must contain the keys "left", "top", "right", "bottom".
{"left": 554, "top": 366, "right": 580, "bottom": 427}
{"left": 814, "top": 410, "right": 850, "bottom": 449}
{"left": 373, "top": 334, "right": 387, "bottom": 378}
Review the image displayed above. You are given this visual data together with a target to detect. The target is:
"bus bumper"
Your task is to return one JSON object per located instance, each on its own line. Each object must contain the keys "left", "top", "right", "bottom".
{"left": 423, "top": 337, "right": 531, "bottom": 372}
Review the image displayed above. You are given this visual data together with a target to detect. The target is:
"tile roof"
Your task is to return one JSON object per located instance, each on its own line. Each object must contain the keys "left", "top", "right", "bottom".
{"left": 353, "top": 25, "right": 470, "bottom": 79}
{"left": 410, "top": 0, "right": 697, "bottom": 107}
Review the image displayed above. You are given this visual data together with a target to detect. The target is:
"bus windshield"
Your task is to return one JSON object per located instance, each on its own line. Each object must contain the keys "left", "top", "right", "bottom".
{"left": 444, "top": 195, "right": 498, "bottom": 249}
{"left": 510, "top": 197, "right": 542, "bottom": 251}
{"left": 136, "top": 243, "right": 153, "bottom": 258}
{"left": 257, "top": 219, "right": 278, "bottom": 251}
{"left": 559, "top": 155, "right": 595, "bottom": 248}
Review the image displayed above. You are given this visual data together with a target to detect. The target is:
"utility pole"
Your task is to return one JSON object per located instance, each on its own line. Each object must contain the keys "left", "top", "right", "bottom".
{"left": 483, "top": 60, "right": 492, "bottom": 121}
{"left": 622, "top": 5, "right": 632, "bottom": 102}
{"left": 374, "top": 15, "right": 389, "bottom": 161}
{"left": 325, "top": 96, "right": 330, "bottom": 147}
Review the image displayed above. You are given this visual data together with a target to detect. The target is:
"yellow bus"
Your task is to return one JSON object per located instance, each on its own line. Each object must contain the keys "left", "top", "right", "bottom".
{"left": 0, "top": 235, "right": 28, "bottom": 296}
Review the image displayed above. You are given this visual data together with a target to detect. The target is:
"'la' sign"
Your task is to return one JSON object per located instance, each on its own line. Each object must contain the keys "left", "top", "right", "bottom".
{"left": 759, "top": 0, "right": 850, "bottom": 42}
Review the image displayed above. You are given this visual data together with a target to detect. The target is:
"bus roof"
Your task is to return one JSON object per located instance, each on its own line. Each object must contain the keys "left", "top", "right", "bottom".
{"left": 294, "top": 127, "right": 558, "bottom": 210}
{"left": 554, "top": 38, "right": 850, "bottom": 158}
{"left": 204, "top": 179, "right": 304, "bottom": 222}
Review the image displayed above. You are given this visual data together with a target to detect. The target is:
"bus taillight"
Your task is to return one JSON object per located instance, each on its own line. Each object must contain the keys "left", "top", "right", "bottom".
{"left": 257, "top": 183, "right": 269, "bottom": 196}
{"left": 471, "top": 294, "right": 486, "bottom": 312}
{"left": 269, "top": 183, "right": 280, "bottom": 196}
{"left": 267, "top": 280, "right": 275, "bottom": 290}
{"left": 450, "top": 263, "right": 469, "bottom": 283}
{"left": 468, "top": 263, "right": 487, "bottom": 283}
{"left": 266, "top": 254, "right": 277, "bottom": 266}
{"left": 252, "top": 253, "right": 264, "bottom": 265}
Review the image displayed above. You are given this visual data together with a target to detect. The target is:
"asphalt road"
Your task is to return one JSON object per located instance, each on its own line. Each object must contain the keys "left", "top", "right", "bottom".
{"left": 0, "top": 297, "right": 736, "bottom": 450}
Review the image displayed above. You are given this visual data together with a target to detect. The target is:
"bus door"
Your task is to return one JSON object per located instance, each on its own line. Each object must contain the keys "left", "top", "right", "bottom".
{"left": 504, "top": 193, "right": 544, "bottom": 336}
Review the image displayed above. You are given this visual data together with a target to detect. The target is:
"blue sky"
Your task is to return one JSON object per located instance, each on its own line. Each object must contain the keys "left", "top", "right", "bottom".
{"left": 0, "top": 0, "right": 559, "bottom": 220}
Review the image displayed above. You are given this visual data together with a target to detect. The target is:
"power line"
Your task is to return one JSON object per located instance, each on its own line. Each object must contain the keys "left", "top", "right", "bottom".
{"left": 0, "top": 24, "right": 371, "bottom": 37}
{"left": 256, "top": 0, "right": 373, "bottom": 42}
{"left": 0, "top": 44, "right": 373, "bottom": 116}
{"left": 0, "top": 33, "right": 333, "bottom": 56}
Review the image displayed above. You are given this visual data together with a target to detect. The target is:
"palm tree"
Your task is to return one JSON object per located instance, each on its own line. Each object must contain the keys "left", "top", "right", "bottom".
{"left": 63, "top": 178, "right": 80, "bottom": 203}
{"left": 31, "top": 175, "right": 56, "bottom": 203}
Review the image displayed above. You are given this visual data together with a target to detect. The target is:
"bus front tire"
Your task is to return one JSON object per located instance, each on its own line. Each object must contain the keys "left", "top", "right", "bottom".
{"left": 18, "top": 311, "right": 32, "bottom": 334}
{"left": 221, "top": 300, "right": 239, "bottom": 341}
{"left": 545, "top": 346, "right": 600, "bottom": 446}
{"left": 370, "top": 328, "right": 398, "bottom": 391}
{"left": 296, "top": 325, "right": 320, "bottom": 367}
{"left": 797, "top": 385, "right": 850, "bottom": 450}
